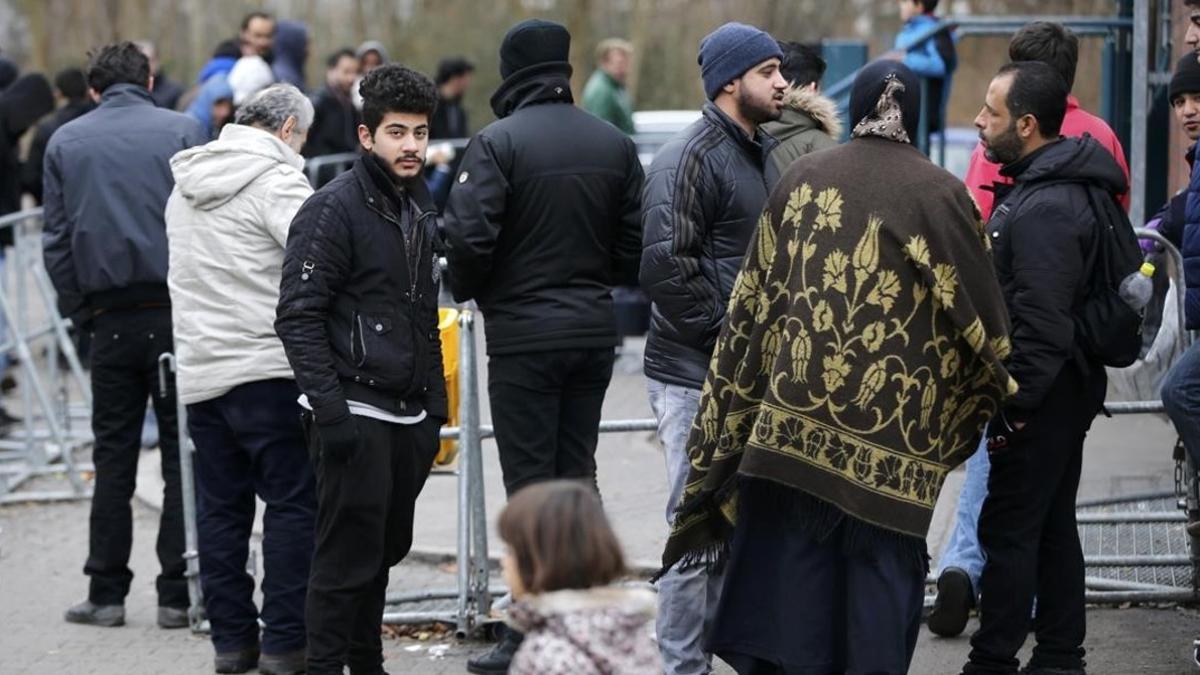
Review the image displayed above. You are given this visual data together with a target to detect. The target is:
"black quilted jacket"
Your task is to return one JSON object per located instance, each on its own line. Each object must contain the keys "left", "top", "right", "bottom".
{"left": 275, "top": 155, "right": 447, "bottom": 425}
{"left": 639, "top": 102, "right": 779, "bottom": 389}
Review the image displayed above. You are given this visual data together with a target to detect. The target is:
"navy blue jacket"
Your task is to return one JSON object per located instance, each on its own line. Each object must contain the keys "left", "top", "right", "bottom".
{"left": 42, "top": 84, "right": 206, "bottom": 317}
{"left": 1184, "top": 145, "right": 1200, "bottom": 330}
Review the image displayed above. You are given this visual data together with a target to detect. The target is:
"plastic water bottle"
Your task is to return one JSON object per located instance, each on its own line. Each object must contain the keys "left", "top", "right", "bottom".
{"left": 1118, "top": 262, "right": 1156, "bottom": 311}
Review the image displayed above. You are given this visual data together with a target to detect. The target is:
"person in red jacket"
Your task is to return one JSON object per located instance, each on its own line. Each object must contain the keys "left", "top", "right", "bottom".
{"left": 928, "top": 21, "right": 1131, "bottom": 640}
{"left": 963, "top": 21, "right": 1129, "bottom": 220}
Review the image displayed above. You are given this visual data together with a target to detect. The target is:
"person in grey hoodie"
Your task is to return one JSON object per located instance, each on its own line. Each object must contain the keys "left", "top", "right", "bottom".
{"left": 762, "top": 41, "right": 841, "bottom": 175}
{"left": 164, "top": 84, "right": 315, "bottom": 675}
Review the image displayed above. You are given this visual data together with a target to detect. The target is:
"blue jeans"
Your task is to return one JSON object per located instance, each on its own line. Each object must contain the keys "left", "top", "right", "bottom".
{"left": 648, "top": 378, "right": 723, "bottom": 675}
{"left": 1163, "top": 339, "right": 1200, "bottom": 467}
{"left": 189, "top": 379, "right": 316, "bottom": 654}
{"left": 937, "top": 436, "right": 990, "bottom": 593}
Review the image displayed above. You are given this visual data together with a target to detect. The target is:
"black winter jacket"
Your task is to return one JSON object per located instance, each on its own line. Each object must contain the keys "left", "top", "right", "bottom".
{"left": 639, "top": 102, "right": 780, "bottom": 389}
{"left": 22, "top": 100, "right": 95, "bottom": 204}
{"left": 442, "top": 66, "right": 643, "bottom": 355}
{"left": 276, "top": 155, "right": 447, "bottom": 426}
{"left": 302, "top": 86, "right": 360, "bottom": 158}
{"left": 988, "top": 136, "right": 1128, "bottom": 413}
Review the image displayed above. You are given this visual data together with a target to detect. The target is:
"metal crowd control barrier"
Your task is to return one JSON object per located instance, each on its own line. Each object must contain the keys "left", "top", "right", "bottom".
{"left": 1069, "top": 229, "right": 1200, "bottom": 605}
{"left": 0, "top": 208, "right": 94, "bottom": 504}
{"left": 170, "top": 302, "right": 660, "bottom": 637}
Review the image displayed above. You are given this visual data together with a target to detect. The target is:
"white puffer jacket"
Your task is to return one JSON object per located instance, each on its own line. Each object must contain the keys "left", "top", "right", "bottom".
{"left": 165, "top": 124, "right": 313, "bottom": 405}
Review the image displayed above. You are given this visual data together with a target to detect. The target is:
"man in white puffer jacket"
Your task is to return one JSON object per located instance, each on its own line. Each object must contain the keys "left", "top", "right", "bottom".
{"left": 165, "top": 83, "right": 316, "bottom": 675}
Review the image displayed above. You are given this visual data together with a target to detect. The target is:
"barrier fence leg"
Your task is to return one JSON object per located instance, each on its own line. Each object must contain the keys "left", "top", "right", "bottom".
{"left": 455, "top": 310, "right": 476, "bottom": 638}
{"left": 160, "top": 354, "right": 205, "bottom": 631}
{"left": 31, "top": 260, "right": 92, "bottom": 409}
{"left": 462, "top": 312, "right": 492, "bottom": 630}
{"left": 12, "top": 223, "right": 37, "bottom": 468}
{"left": 0, "top": 287, "right": 83, "bottom": 493}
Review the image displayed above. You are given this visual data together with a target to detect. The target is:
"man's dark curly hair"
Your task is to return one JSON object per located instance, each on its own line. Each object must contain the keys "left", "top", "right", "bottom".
{"left": 86, "top": 41, "right": 150, "bottom": 94}
{"left": 360, "top": 64, "right": 438, "bottom": 134}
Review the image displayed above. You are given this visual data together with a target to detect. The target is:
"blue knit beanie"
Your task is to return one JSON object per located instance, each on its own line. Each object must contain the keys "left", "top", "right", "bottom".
{"left": 698, "top": 22, "right": 783, "bottom": 100}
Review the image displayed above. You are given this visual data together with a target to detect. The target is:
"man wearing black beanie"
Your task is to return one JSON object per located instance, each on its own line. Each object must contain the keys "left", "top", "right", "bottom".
{"left": 442, "top": 21, "right": 643, "bottom": 672}
{"left": 1156, "top": 54, "right": 1200, "bottom": 521}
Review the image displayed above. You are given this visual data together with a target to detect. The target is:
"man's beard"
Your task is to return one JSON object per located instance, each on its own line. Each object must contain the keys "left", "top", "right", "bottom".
{"left": 371, "top": 149, "right": 423, "bottom": 181}
{"left": 737, "top": 88, "right": 782, "bottom": 126}
{"left": 982, "top": 122, "right": 1023, "bottom": 166}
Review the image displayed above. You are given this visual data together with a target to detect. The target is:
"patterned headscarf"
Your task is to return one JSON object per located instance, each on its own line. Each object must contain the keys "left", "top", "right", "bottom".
{"left": 848, "top": 60, "right": 921, "bottom": 144}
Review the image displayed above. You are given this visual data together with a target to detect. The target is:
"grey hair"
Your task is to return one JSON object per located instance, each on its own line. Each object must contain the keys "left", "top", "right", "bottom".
{"left": 234, "top": 83, "right": 315, "bottom": 132}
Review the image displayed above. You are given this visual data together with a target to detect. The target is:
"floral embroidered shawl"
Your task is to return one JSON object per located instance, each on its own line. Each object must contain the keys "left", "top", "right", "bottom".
{"left": 660, "top": 131, "right": 1018, "bottom": 574}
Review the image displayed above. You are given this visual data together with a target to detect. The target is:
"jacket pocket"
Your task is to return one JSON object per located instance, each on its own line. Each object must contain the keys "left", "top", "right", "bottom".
{"left": 354, "top": 310, "right": 415, "bottom": 390}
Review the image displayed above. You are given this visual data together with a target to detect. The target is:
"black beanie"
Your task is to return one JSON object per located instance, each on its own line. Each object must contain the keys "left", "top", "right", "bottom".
{"left": 848, "top": 60, "right": 921, "bottom": 143}
{"left": 1171, "top": 54, "right": 1200, "bottom": 104}
{"left": 499, "top": 19, "right": 571, "bottom": 80}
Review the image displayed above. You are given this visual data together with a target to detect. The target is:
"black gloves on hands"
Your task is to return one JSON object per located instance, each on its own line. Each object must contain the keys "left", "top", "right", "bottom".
{"left": 317, "top": 416, "right": 360, "bottom": 464}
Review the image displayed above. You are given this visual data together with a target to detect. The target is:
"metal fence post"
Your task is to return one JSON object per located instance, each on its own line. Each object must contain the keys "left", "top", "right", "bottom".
{"left": 160, "top": 353, "right": 205, "bottom": 631}
{"left": 454, "top": 310, "right": 477, "bottom": 637}
{"left": 461, "top": 311, "right": 492, "bottom": 629}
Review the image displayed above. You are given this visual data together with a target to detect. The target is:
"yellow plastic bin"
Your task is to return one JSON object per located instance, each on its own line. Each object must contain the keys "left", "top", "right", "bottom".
{"left": 434, "top": 308, "right": 460, "bottom": 467}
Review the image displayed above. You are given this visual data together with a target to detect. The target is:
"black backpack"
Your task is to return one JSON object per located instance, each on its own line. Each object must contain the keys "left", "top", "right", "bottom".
{"left": 996, "top": 179, "right": 1144, "bottom": 368}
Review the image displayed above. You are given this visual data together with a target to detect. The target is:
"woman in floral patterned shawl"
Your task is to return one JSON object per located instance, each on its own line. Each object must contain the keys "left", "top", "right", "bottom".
{"left": 659, "top": 61, "right": 1017, "bottom": 673}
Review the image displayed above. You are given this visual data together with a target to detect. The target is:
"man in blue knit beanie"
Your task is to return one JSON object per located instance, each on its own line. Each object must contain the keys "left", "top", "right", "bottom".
{"left": 640, "top": 19, "right": 785, "bottom": 675}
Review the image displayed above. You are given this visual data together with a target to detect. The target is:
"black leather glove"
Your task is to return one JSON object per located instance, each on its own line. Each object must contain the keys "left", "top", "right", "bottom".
{"left": 317, "top": 416, "right": 360, "bottom": 464}
{"left": 986, "top": 407, "right": 1029, "bottom": 455}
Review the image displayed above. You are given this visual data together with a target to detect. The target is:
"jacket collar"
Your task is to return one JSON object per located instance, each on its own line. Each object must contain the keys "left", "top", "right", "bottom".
{"left": 998, "top": 138, "right": 1063, "bottom": 180}
{"left": 774, "top": 87, "right": 843, "bottom": 139}
{"left": 99, "top": 83, "right": 156, "bottom": 108}
{"left": 702, "top": 101, "right": 778, "bottom": 168}
{"left": 353, "top": 153, "right": 436, "bottom": 222}
{"left": 490, "top": 63, "right": 574, "bottom": 119}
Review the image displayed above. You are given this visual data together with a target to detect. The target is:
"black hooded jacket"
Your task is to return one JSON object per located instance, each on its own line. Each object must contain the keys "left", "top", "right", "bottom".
{"left": 442, "top": 65, "right": 644, "bottom": 355}
{"left": 987, "top": 136, "right": 1129, "bottom": 413}
{"left": 1, "top": 73, "right": 55, "bottom": 243}
{"left": 1, "top": 74, "right": 54, "bottom": 211}
{"left": 22, "top": 99, "right": 95, "bottom": 204}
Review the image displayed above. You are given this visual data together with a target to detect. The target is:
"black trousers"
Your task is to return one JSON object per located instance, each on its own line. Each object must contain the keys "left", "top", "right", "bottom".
{"left": 304, "top": 414, "right": 441, "bottom": 675}
{"left": 966, "top": 365, "right": 1106, "bottom": 674}
{"left": 487, "top": 348, "right": 615, "bottom": 497}
{"left": 85, "top": 307, "right": 187, "bottom": 608}
{"left": 188, "top": 379, "right": 316, "bottom": 655}
{"left": 712, "top": 482, "right": 925, "bottom": 675}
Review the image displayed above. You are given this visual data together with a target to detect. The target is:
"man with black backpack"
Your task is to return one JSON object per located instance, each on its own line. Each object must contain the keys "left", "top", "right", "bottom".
{"left": 961, "top": 61, "right": 1133, "bottom": 675}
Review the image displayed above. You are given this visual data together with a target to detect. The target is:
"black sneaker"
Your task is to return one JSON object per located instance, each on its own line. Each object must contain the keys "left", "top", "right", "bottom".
{"left": 259, "top": 648, "right": 306, "bottom": 675}
{"left": 1019, "top": 666, "right": 1086, "bottom": 675}
{"left": 466, "top": 627, "right": 523, "bottom": 674}
{"left": 64, "top": 600, "right": 125, "bottom": 627}
{"left": 214, "top": 645, "right": 259, "bottom": 674}
{"left": 927, "top": 567, "right": 974, "bottom": 637}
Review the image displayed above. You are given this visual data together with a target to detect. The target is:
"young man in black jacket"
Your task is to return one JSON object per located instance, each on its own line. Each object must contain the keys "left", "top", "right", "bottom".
{"left": 962, "top": 62, "right": 1125, "bottom": 675}
{"left": 444, "top": 19, "right": 642, "bottom": 504}
{"left": 275, "top": 64, "right": 446, "bottom": 675}
{"left": 442, "top": 19, "right": 643, "bottom": 674}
